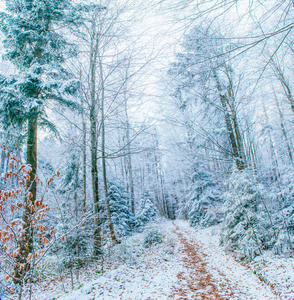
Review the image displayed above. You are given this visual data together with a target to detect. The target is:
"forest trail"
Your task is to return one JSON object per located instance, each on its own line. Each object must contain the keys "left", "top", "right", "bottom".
{"left": 170, "top": 222, "right": 280, "bottom": 300}
{"left": 170, "top": 223, "right": 223, "bottom": 299}
{"left": 32, "top": 220, "right": 288, "bottom": 300}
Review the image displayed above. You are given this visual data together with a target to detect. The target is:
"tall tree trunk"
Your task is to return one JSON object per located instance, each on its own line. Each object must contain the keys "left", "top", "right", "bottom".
{"left": 220, "top": 95, "right": 243, "bottom": 170}
{"left": 90, "top": 110, "right": 102, "bottom": 256}
{"left": 15, "top": 107, "right": 38, "bottom": 283}
{"left": 101, "top": 130, "right": 119, "bottom": 246}
{"left": 225, "top": 66, "right": 246, "bottom": 169}
{"left": 214, "top": 71, "right": 244, "bottom": 170}
{"left": 231, "top": 111, "right": 246, "bottom": 167}
{"left": 125, "top": 115, "right": 135, "bottom": 212}
{"left": 271, "top": 59, "right": 294, "bottom": 114}
{"left": 161, "top": 178, "right": 168, "bottom": 218}
{"left": 263, "top": 103, "right": 281, "bottom": 181}
{"left": 280, "top": 76, "right": 294, "bottom": 114}
{"left": 82, "top": 116, "right": 87, "bottom": 215}
{"left": 154, "top": 146, "right": 163, "bottom": 215}
{"left": 274, "top": 95, "right": 293, "bottom": 163}
{"left": 89, "top": 30, "right": 102, "bottom": 256}
{"left": 99, "top": 56, "right": 119, "bottom": 246}
{"left": 80, "top": 72, "right": 87, "bottom": 216}
{"left": 1, "top": 147, "right": 5, "bottom": 173}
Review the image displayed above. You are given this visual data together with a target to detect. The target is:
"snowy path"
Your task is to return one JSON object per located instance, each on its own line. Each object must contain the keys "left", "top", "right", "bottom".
{"left": 173, "top": 221, "right": 281, "bottom": 300}
{"left": 25, "top": 220, "right": 293, "bottom": 300}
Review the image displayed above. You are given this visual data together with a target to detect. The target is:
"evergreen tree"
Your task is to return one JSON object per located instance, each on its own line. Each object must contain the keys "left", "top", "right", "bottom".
{"left": 107, "top": 180, "right": 136, "bottom": 237}
{"left": 0, "top": 0, "right": 79, "bottom": 284}
{"left": 186, "top": 167, "right": 222, "bottom": 228}
{"left": 221, "top": 171, "right": 276, "bottom": 260}
{"left": 136, "top": 192, "right": 157, "bottom": 228}
{"left": 268, "top": 165, "right": 294, "bottom": 252}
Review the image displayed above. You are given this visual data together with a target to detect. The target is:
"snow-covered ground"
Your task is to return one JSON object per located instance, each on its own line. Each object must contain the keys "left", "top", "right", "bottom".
{"left": 8, "top": 219, "right": 294, "bottom": 299}
{"left": 57, "top": 222, "right": 184, "bottom": 300}
{"left": 26, "top": 220, "right": 184, "bottom": 300}
{"left": 178, "top": 221, "right": 294, "bottom": 300}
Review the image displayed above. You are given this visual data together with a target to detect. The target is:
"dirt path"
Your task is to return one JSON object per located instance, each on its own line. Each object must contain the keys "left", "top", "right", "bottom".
{"left": 171, "top": 221, "right": 280, "bottom": 300}
{"left": 171, "top": 222, "right": 229, "bottom": 300}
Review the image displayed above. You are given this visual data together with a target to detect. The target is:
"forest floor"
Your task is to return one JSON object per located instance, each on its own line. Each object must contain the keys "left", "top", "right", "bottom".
{"left": 13, "top": 220, "right": 294, "bottom": 300}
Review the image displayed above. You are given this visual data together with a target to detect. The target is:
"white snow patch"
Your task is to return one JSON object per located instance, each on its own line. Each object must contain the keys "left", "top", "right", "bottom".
{"left": 31, "top": 220, "right": 184, "bottom": 300}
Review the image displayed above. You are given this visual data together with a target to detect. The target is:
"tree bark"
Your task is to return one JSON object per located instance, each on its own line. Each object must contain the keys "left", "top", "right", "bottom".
{"left": 274, "top": 94, "right": 293, "bottom": 163}
{"left": 89, "top": 29, "right": 102, "bottom": 256}
{"left": 90, "top": 110, "right": 102, "bottom": 255}
{"left": 99, "top": 56, "right": 119, "bottom": 246}
{"left": 81, "top": 99, "right": 87, "bottom": 216}
{"left": 271, "top": 59, "right": 294, "bottom": 115}
{"left": 124, "top": 97, "right": 135, "bottom": 213}
{"left": 15, "top": 107, "right": 38, "bottom": 283}
{"left": 263, "top": 103, "right": 281, "bottom": 181}
{"left": 214, "top": 70, "right": 245, "bottom": 170}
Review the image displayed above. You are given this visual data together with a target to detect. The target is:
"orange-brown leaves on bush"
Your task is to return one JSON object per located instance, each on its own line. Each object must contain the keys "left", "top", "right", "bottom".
{"left": 1, "top": 150, "right": 55, "bottom": 282}
{"left": 19, "top": 164, "right": 25, "bottom": 172}
{"left": 23, "top": 174, "right": 29, "bottom": 180}
{"left": 11, "top": 250, "right": 19, "bottom": 258}
{"left": 47, "top": 178, "right": 54, "bottom": 186}
{"left": 39, "top": 225, "right": 45, "bottom": 232}
{"left": 11, "top": 220, "right": 17, "bottom": 227}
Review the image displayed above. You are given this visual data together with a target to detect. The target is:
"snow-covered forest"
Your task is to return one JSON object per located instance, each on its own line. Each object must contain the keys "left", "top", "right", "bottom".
{"left": 0, "top": 0, "right": 294, "bottom": 299}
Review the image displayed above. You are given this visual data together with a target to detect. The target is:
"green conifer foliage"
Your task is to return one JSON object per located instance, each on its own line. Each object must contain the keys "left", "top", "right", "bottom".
{"left": 136, "top": 192, "right": 157, "bottom": 228}
{"left": 0, "top": 0, "right": 79, "bottom": 130}
{"left": 0, "top": 0, "right": 78, "bottom": 285}
{"left": 107, "top": 180, "right": 136, "bottom": 237}
{"left": 221, "top": 171, "right": 275, "bottom": 260}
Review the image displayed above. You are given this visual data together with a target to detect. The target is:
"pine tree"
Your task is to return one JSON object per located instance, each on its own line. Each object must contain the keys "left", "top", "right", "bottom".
{"left": 221, "top": 171, "right": 275, "bottom": 260}
{"left": 136, "top": 192, "right": 157, "bottom": 228}
{"left": 186, "top": 167, "right": 222, "bottom": 228}
{"left": 0, "top": 0, "right": 78, "bottom": 284}
{"left": 107, "top": 180, "right": 136, "bottom": 237}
